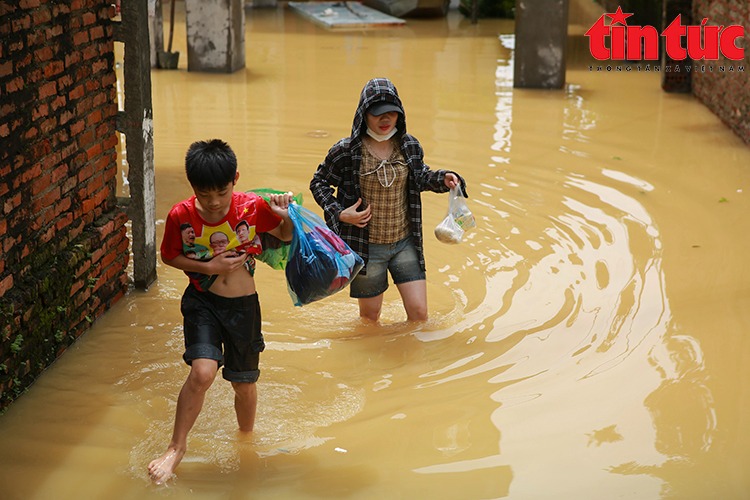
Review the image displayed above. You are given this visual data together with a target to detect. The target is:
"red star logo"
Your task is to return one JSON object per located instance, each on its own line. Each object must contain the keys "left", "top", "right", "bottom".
{"left": 607, "top": 6, "right": 633, "bottom": 25}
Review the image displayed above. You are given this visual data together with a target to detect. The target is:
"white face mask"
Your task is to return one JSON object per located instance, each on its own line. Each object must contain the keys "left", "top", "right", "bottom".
{"left": 366, "top": 126, "right": 398, "bottom": 142}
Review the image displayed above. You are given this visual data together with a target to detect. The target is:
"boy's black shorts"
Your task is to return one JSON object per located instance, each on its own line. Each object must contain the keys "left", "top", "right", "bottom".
{"left": 180, "top": 284, "right": 266, "bottom": 383}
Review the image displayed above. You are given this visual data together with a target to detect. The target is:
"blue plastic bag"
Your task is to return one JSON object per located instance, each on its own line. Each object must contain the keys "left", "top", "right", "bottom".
{"left": 285, "top": 203, "right": 364, "bottom": 306}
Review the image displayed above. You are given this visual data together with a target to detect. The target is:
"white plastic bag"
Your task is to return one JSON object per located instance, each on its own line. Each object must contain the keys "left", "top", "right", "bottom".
{"left": 434, "top": 186, "right": 475, "bottom": 244}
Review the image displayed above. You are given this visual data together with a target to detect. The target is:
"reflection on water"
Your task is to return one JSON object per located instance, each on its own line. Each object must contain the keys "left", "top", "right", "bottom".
{"left": 1, "top": 5, "right": 750, "bottom": 500}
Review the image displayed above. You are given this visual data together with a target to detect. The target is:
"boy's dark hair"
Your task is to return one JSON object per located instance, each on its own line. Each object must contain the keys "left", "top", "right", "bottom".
{"left": 185, "top": 139, "right": 237, "bottom": 190}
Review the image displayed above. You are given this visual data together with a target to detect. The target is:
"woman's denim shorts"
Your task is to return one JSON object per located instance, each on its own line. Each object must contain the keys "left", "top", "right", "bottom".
{"left": 350, "top": 236, "right": 425, "bottom": 298}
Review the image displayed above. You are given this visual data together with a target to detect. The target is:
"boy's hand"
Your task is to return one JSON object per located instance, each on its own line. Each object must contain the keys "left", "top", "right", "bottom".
{"left": 268, "top": 192, "right": 295, "bottom": 214}
{"left": 208, "top": 251, "right": 249, "bottom": 275}
{"left": 267, "top": 192, "right": 295, "bottom": 242}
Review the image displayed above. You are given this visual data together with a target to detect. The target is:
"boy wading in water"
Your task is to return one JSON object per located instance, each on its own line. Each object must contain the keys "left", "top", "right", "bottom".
{"left": 148, "top": 139, "right": 294, "bottom": 484}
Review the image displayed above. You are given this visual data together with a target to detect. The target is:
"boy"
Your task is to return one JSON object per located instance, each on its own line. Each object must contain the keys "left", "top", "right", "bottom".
{"left": 148, "top": 139, "right": 294, "bottom": 484}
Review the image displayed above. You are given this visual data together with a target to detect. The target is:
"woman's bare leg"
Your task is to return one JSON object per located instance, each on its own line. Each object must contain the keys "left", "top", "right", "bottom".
{"left": 358, "top": 294, "right": 384, "bottom": 322}
{"left": 396, "top": 279, "right": 428, "bottom": 321}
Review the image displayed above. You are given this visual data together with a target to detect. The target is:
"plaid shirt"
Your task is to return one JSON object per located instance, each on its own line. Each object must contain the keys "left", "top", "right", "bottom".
{"left": 310, "top": 78, "right": 466, "bottom": 274}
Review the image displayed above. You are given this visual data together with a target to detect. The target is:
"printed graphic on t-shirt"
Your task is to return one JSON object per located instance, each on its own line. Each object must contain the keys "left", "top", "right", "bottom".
{"left": 179, "top": 220, "right": 261, "bottom": 260}
{"left": 179, "top": 219, "right": 262, "bottom": 290}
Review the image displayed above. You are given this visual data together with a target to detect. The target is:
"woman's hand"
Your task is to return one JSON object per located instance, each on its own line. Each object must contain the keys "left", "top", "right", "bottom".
{"left": 444, "top": 173, "right": 459, "bottom": 189}
{"left": 339, "top": 198, "right": 371, "bottom": 228}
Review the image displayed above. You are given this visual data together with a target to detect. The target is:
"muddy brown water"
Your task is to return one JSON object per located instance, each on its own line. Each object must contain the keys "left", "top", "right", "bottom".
{"left": 1, "top": 6, "right": 749, "bottom": 499}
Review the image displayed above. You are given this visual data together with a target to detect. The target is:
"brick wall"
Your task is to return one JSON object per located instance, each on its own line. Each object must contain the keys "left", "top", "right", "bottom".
{"left": 0, "top": 0, "right": 129, "bottom": 410}
{"left": 692, "top": 0, "right": 750, "bottom": 144}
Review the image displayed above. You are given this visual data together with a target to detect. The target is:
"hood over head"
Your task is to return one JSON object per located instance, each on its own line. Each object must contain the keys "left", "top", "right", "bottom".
{"left": 351, "top": 78, "right": 406, "bottom": 139}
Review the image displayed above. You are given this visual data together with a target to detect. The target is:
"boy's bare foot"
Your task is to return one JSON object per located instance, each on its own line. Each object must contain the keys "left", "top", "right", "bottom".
{"left": 147, "top": 448, "right": 184, "bottom": 485}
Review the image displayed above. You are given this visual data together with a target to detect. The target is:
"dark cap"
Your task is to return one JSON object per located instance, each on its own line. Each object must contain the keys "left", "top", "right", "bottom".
{"left": 368, "top": 101, "right": 403, "bottom": 116}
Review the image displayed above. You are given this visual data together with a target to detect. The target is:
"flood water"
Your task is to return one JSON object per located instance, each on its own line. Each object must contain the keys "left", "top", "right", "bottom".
{"left": 2, "top": 5, "right": 750, "bottom": 499}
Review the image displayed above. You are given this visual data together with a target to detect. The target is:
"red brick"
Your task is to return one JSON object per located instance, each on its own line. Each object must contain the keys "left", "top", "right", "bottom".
{"left": 101, "top": 72, "right": 117, "bottom": 87}
{"left": 32, "top": 6, "right": 51, "bottom": 24}
{"left": 46, "top": 25, "right": 63, "bottom": 38}
{"left": 73, "top": 31, "right": 89, "bottom": 46}
{"left": 15, "top": 52, "right": 32, "bottom": 71}
{"left": 55, "top": 211, "right": 73, "bottom": 231}
{"left": 0, "top": 274, "right": 12, "bottom": 298}
{"left": 6, "top": 76, "right": 24, "bottom": 93}
{"left": 68, "top": 84, "right": 85, "bottom": 101}
{"left": 77, "top": 129, "right": 95, "bottom": 149}
{"left": 75, "top": 96, "right": 93, "bottom": 114}
{"left": 0, "top": 1, "right": 18, "bottom": 16}
{"left": 0, "top": 60, "right": 11, "bottom": 78}
{"left": 34, "top": 46, "right": 54, "bottom": 62}
{"left": 82, "top": 198, "right": 96, "bottom": 215}
{"left": 59, "top": 109, "right": 75, "bottom": 125}
{"left": 31, "top": 211, "right": 45, "bottom": 230}
{"left": 65, "top": 51, "right": 81, "bottom": 67}
{"left": 82, "top": 45, "right": 98, "bottom": 61}
{"left": 38, "top": 81, "right": 57, "bottom": 99}
{"left": 3, "top": 236, "right": 15, "bottom": 254}
{"left": 11, "top": 15, "right": 31, "bottom": 32}
{"left": 82, "top": 12, "right": 97, "bottom": 25}
{"left": 69, "top": 119, "right": 85, "bottom": 136}
{"left": 40, "top": 116, "right": 57, "bottom": 134}
{"left": 40, "top": 225, "right": 56, "bottom": 243}
{"left": 103, "top": 133, "right": 118, "bottom": 150}
{"left": 26, "top": 29, "right": 45, "bottom": 46}
{"left": 33, "top": 189, "right": 61, "bottom": 214}
{"left": 90, "top": 25, "right": 104, "bottom": 41}
{"left": 43, "top": 60, "right": 64, "bottom": 78}
{"left": 24, "top": 126, "right": 38, "bottom": 140}
{"left": 3, "top": 192, "right": 21, "bottom": 214}
{"left": 85, "top": 79, "right": 100, "bottom": 93}
{"left": 51, "top": 95, "right": 67, "bottom": 111}
{"left": 100, "top": 250, "right": 117, "bottom": 269}
{"left": 51, "top": 164, "right": 68, "bottom": 183}
{"left": 32, "top": 103, "right": 49, "bottom": 121}
{"left": 41, "top": 151, "right": 61, "bottom": 171}
{"left": 31, "top": 174, "right": 51, "bottom": 196}
{"left": 69, "top": 280, "right": 84, "bottom": 297}
{"left": 86, "top": 142, "right": 103, "bottom": 161}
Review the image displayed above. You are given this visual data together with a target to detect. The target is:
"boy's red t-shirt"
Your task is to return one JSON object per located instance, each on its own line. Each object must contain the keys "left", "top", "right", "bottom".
{"left": 161, "top": 191, "right": 282, "bottom": 291}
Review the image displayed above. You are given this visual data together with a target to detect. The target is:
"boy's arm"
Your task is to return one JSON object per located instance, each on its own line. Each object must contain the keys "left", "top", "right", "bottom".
{"left": 265, "top": 193, "right": 294, "bottom": 242}
{"left": 162, "top": 252, "right": 249, "bottom": 275}
{"left": 266, "top": 216, "right": 293, "bottom": 243}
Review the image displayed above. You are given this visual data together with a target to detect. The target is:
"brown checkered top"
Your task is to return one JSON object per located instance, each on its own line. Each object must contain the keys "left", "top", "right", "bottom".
{"left": 360, "top": 144, "right": 410, "bottom": 244}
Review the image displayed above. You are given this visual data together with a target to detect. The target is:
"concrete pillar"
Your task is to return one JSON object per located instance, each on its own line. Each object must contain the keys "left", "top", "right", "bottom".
{"left": 147, "top": 0, "right": 163, "bottom": 68}
{"left": 185, "top": 0, "right": 245, "bottom": 73}
{"left": 513, "top": 0, "right": 570, "bottom": 89}
{"left": 661, "top": 0, "right": 692, "bottom": 93}
{"left": 115, "top": 0, "right": 158, "bottom": 289}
